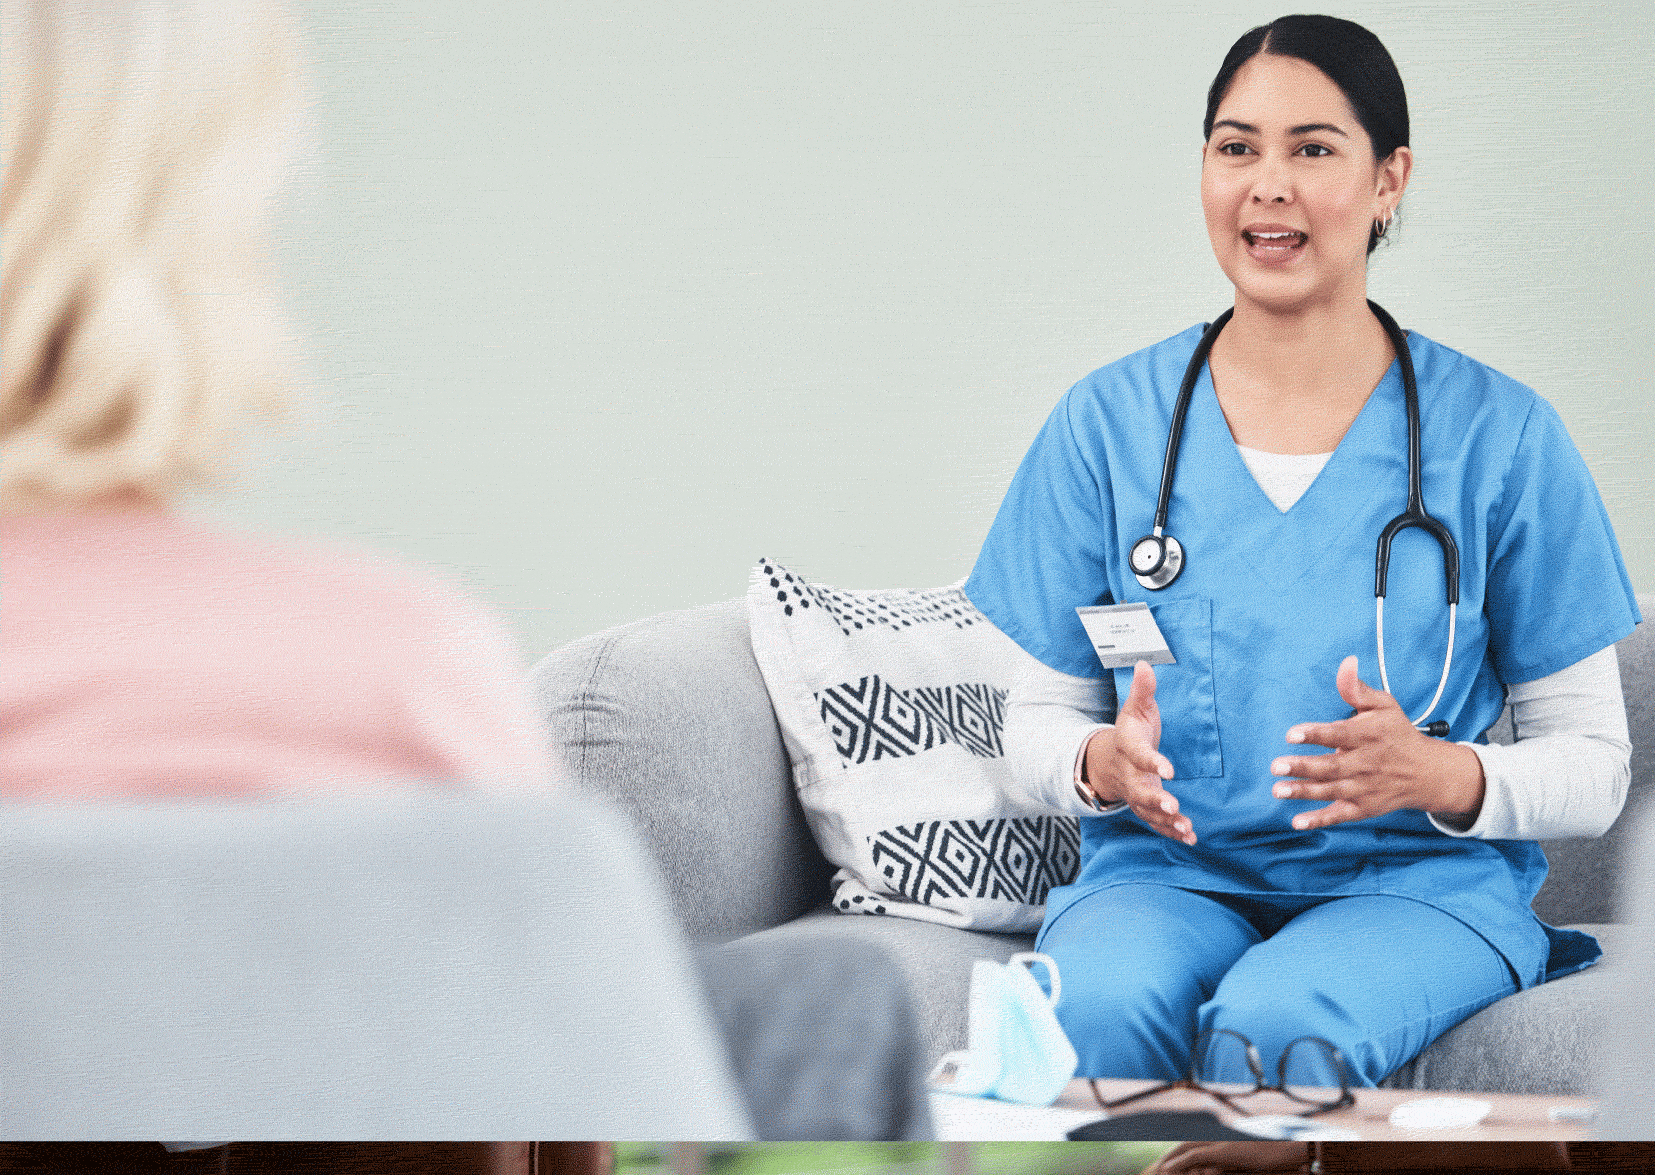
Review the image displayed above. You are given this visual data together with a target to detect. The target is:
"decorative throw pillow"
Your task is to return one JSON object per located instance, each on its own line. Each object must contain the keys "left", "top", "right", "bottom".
{"left": 747, "top": 557, "right": 1081, "bottom": 932}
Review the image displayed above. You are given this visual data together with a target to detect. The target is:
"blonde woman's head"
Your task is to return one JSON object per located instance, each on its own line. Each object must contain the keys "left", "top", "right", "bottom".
{"left": 1, "top": 0, "right": 312, "bottom": 510}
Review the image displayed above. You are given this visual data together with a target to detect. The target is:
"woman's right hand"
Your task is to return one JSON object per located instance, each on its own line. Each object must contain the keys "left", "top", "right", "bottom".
{"left": 1083, "top": 660, "right": 1195, "bottom": 845}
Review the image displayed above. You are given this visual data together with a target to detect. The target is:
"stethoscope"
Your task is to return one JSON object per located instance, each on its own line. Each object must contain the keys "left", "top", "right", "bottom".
{"left": 1127, "top": 299, "right": 1459, "bottom": 737}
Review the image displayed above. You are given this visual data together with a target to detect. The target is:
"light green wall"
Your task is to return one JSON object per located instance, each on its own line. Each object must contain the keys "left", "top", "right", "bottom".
{"left": 194, "top": 0, "right": 1654, "bottom": 661}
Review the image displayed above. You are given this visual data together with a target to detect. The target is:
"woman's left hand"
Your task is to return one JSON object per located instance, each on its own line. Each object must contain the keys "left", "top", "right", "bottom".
{"left": 1271, "top": 655, "right": 1486, "bottom": 831}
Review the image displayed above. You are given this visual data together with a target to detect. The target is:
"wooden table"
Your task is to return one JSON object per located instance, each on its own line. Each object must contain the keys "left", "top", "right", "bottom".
{"left": 931, "top": 1076, "right": 1596, "bottom": 1141}
{"left": 1074, "top": 1078, "right": 1594, "bottom": 1141}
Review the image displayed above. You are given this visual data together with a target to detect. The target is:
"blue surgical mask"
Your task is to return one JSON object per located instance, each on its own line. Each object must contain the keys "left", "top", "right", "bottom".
{"left": 929, "top": 951, "right": 1078, "bottom": 1106}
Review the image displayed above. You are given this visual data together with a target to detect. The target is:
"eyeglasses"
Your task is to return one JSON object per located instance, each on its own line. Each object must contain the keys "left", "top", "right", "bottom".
{"left": 1089, "top": 1028, "right": 1356, "bottom": 1117}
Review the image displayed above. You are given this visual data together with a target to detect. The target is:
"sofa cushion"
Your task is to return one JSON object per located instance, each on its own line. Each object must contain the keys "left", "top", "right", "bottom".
{"left": 747, "top": 558, "right": 1080, "bottom": 933}
{"left": 529, "top": 599, "right": 833, "bottom": 942}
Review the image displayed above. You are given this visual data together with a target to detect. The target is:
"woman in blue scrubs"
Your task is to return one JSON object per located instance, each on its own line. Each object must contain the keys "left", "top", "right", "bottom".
{"left": 963, "top": 15, "right": 1640, "bottom": 1087}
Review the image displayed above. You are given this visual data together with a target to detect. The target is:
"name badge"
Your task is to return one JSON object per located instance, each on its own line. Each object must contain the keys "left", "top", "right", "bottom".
{"left": 1075, "top": 602, "right": 1176, "bottom": 670}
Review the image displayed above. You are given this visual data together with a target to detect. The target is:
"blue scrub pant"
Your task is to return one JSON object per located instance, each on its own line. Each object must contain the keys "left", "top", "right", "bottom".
{"left": 1034, "top": 883, "right": 1518, "bottom": 1086}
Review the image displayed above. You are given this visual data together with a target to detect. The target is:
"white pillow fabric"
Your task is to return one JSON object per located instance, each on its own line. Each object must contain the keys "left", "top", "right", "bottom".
{"left": 747, "top": 558, "right": 1081, "bottom": 932}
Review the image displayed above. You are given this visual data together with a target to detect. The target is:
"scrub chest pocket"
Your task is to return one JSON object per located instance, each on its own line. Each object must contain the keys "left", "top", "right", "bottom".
{"left": 1110, "top": 597, "right": 1223, "bottom": 779}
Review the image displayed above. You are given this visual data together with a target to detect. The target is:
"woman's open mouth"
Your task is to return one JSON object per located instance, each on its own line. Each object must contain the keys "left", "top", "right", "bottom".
{"left": 1242, "top": 229, "right": 1308, "bottom": 262}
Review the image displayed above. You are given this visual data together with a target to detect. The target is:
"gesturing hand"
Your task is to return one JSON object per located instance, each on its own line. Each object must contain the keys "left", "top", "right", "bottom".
{"left": 1271, "top": 655, "right": 1485, "bottom": 831}
{"left": 1083, "top": 660, "right": 1195, "bottom": 845}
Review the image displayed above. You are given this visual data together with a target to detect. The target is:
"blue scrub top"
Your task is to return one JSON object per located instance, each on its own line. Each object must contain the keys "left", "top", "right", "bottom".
{"left": 964, "top": 322, "right": 1642, "bottom": 988}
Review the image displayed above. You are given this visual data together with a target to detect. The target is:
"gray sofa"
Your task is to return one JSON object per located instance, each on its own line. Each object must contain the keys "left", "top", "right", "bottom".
{"left": 531, "top": 592, "right": 1651, "bottom": 1097}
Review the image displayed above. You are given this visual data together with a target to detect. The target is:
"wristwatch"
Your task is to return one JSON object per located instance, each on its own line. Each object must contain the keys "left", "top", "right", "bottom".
{"left": 1074, "top": 756, "right": 1111, "bottom": 812}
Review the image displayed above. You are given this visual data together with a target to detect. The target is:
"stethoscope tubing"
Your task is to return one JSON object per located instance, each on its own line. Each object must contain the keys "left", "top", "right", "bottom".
{"left": 1379, "top": 594, "right": 1456, "bottom": 728}
{"left": 1141, "top": 300, "right": 1460, "bottom": 731}
{"left": 1366, "top": 300, "right": 1460, "bottom": 608}
{"left": 1151, "top": 307, "right": 1233, "bottom": 538}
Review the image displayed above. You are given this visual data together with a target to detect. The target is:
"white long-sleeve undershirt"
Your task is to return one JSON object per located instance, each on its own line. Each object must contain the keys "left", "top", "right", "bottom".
{"left": 1000, "top": 445, "right": 1633, "bottom": 842}
{"left": 1004, "top": 642, "right": 1628, "bottom": 840}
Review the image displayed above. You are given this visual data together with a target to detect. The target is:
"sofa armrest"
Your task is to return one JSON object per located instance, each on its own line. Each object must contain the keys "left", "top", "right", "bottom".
{"left": 530, "top": 598, "right": 834, "bottom": 942}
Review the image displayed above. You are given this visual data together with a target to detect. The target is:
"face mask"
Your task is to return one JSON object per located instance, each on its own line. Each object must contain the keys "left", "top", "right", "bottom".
{"left": 928, "top": 951, "right": 1078, "bottom": 1105}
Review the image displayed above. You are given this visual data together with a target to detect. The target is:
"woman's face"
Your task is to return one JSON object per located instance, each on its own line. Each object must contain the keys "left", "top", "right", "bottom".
{"left": 1200, "top": 52, "right": 1409, "bottom": 315}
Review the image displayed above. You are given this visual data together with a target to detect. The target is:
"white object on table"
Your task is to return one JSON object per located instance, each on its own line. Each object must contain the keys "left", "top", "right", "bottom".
{"left": 1233, "top": 1115, "right": 1363, "bottom": 1141}
{"left": 1388, "top": 1097, "right": 1494, "bottom": 1129}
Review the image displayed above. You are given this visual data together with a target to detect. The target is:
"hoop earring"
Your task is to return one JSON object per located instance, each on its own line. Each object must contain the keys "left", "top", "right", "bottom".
{"left": 1374, "top": 210, "right": 1393, "bottom": 237}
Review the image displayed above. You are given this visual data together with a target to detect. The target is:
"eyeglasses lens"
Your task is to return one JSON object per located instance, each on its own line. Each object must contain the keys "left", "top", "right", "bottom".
{"left": 1194, "top": 1029, "right": 1260, "bottom": 1087}
{"left": 1280, "top": 1038, "right": 1351, "bottom": 1105}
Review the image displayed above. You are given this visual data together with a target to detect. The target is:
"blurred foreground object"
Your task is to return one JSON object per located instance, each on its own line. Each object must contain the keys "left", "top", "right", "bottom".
{"left": 695, "top": 933, "right": 937, "bottom": 1139}
{"left": 0, "top": 0, "right": 553, "bottom": 802}
{"left": 0, "top": 0, "right": 310, "bottom": 508}
{"left": 0, "top": 503, "right": 557, "bottom": 800}
{"left": 0, "top": 791, "right": 752, "bottom": 1138}
{"left": 1590, "top": 801, "right": 1655, "bottom": 1138}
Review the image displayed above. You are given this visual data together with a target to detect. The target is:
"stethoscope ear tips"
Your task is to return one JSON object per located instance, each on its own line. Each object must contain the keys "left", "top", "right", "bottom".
{"left": 1131, "top": 534, "right": 1185, "bottom": 590}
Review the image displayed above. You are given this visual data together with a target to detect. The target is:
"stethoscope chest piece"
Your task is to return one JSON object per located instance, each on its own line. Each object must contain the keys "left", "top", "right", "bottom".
{"left": 1130, "top": 532, "right": 1184, "bottom": 590}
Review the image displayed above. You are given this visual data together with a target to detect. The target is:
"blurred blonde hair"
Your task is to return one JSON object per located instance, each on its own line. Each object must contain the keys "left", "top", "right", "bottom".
{"left": 1, "top": 0, "right": 312, "bottom": 510}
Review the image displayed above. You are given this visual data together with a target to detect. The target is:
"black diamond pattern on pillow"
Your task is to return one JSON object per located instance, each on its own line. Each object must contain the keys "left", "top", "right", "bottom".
{"left": 816, "top": 676, "right": 1005, "bottom": 763}
{"left": 911, "top": 683, "right": 1002, "bottom": 758}
{"left": 863, "top": 818, "right": 1081, "bottom": 906}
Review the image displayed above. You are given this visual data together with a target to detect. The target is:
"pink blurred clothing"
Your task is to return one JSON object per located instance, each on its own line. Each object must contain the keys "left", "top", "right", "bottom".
{"left": 2, "top": 503, "right": 558, "bottom": 800}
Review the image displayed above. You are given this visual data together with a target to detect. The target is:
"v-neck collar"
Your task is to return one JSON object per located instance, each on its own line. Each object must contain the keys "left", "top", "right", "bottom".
{"left": 1234, "top": 446, "right": 1334, "bottom": 514}
{"left": 1173, "top": 333, "right": 1411, "bottom": 593}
